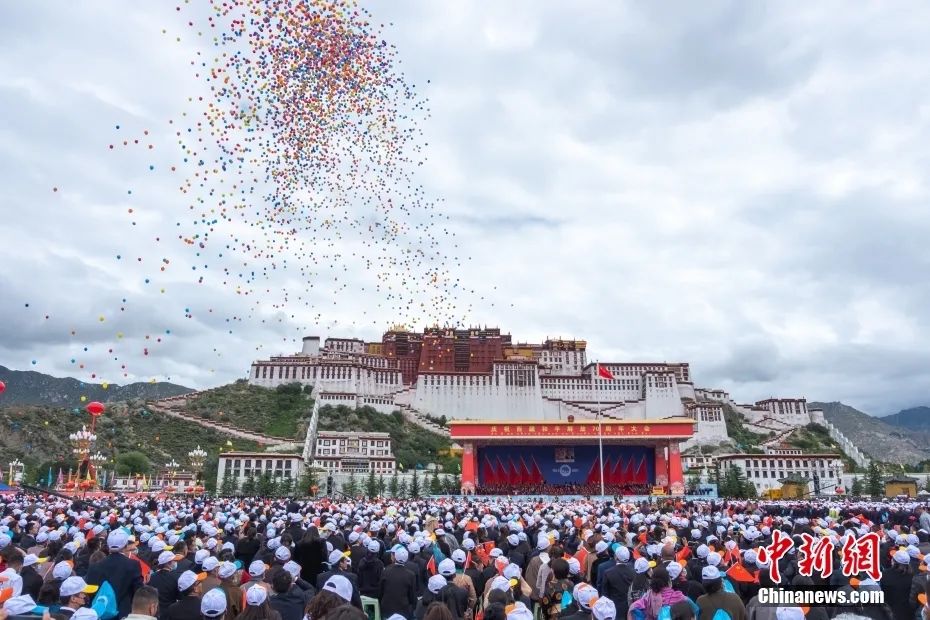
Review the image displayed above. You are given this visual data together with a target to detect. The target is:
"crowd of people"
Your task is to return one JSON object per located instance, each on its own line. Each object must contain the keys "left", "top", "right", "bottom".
{"left": 0, "top": 493, "right": 928, "bottom": 620}
{"left": 472, "top": 485, "right": 653, "bottom": 497}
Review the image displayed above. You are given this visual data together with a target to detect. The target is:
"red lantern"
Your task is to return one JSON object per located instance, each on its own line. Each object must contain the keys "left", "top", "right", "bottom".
{"left": 86, "top": 401, "right": 105, "bottom": 416}
{"left": 0, "top": 380, "right": 5, "bottom": 394}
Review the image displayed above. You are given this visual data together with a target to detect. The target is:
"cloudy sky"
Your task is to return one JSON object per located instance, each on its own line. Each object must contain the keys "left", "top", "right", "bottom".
{"left": 2, "top": 1, "right": 929, "bottom": 415}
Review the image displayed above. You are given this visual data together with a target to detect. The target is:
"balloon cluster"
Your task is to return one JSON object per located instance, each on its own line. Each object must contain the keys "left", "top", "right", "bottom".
{"left": 25, "top": 0, "right": 501, "bottom": 392}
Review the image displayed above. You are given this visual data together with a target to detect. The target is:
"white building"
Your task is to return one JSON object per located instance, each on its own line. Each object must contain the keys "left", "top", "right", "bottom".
{"left": 247, "top": 332, "right": 865, "bottom": 463}
{"left": 217, "top": 452, "right": 304, "bottom": 491}
{"left": 312, "top": 431, "right": 396, "bottom": 475}
{"left": 715, "top": 453, "right": 845, "bottom": 496}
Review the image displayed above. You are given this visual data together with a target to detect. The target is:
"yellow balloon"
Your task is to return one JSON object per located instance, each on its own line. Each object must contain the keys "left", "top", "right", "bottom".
{"left": 80, "top": 396, "right": 87, "bottom": 402}
{"left": 102, "top": 382, "right": 109, "bottom": 390}
{"left": 98, "top": 316, "right": 105, "bottom": 322}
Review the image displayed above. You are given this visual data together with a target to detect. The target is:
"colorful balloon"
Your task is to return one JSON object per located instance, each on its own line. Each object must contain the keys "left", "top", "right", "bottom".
{"left": 85, "top": 401, "right": 105, "bottom": 416}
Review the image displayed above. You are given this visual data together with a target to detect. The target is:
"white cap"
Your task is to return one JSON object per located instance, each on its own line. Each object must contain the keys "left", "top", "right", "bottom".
{"left": 706, "top": 552, "right": 722, "bottom": 567}
{"left": 666, "top": 562, "right": 683, "bottom": 580}
{"left": 428, "top": 575, "right": 447, "bottom": 594}
{"left": 893, "top": 549, "right": 910, "bottom": 565}
{"left": 702, "top": 566, "right": 721, "bottom": 580}
{"left": 158, "top": 551, "right": 178, "bottom": 566}
{"left": 438, "top": 558, "right": 456, "bottom": 576}
{"left": 329, "top": 550, "right": 348, "bottom": 565}
{"left": 595, "top": 541, "right": 609, "bottom": 554}
{"left": 203, "top": 556, "right": 220, "bottom": 572}
{"left": 195, "top": 549, "right": 210, "bottom": 564}
{"left": 568, "top": 557, "right": 581, "bottom": 575}
{"left": 178, "top": 570, "right": 206, "bottom": 592}
{"left": 151, "top": 539, "right": 171, "bottom": 553}
{"left": 503, "top": 563, "right": 521, "bottom": 580}
{"left": 451, "top": 549, "right": 466, "bottom": 563}
{"left": 574, "top": 585, "right": 598, "bottom": 610}
{"left": 72, "top": 609, "right": 98, "bottom": 620}
{"left": 283, "top": 561, "right": 301, "bottom": 579}
{"left": 60, "top": 577, "right": 98, "bottom": 598}
{"left": 367, "top": 540, "right": 380, "bottom": 553}
{"left": 201, "top": 588, "right": 227, "bottom": 617}
{"left": 53, "top": 561, "right": 73, "bottom": 580}
{"left": 614, "top": 546, "right": 630, "bottom": 562}
{"left": 249, "top": 560, "right": 267, "bottom": 577}
{"left": 506, "top": 602, "right": 533, "bottom": 620}
{"left": 536, "top": 536, "right": 550, "bottom": 551}
{"left": 591, "top": 597, "right": 616, "bottom": 620}
{"left": 393, "top": 546, "right": 409, "bottom": 564}
{"left": 3, "top": 595, "right": 40, "bottom": 616}
{"left": 246, "top": 584, "right": 268, "bottom": 606}
{"left": 634, "top": 558, "right": 651, "bottom": 574}
{"left": 488, "top": 576, "right": 510, "bottom": 593}
{"left": 323, "top": 575, "right": 353, "bottom": 602}
{"left": 775, "top": 608, "right": 805, "bottom": 620}
{"left": 507, "top": 534, "right": 519, "bottom": 546}
{"left": 107, "top": 529, "right": 129, "bottom": 550}
{"left": 696, "top": 544, "right": 709, "bottom": 558}
{"left": 218, "top": 562, "right": 237, "bottom": 579}
{"left": 275, "top": 546, "right": 291, "bottom": 561}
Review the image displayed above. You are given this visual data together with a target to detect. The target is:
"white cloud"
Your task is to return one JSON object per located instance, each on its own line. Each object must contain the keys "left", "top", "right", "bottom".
{"left": 1, "top": 0, "right": 928, "bottom": 415}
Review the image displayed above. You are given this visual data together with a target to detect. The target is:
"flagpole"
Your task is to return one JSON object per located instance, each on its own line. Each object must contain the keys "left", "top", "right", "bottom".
{"left": 595, "top": 361, "right": 605, "bottom": 498}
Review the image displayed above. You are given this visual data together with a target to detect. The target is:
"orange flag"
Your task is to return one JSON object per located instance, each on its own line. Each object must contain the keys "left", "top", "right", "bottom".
{"left": 726, "top": 563, "right": 759, "bottom": 584}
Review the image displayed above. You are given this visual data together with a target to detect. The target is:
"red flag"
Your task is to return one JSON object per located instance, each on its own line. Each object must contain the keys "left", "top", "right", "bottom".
{"left": 597, "top": 364, "right": 614, "bottom": 380}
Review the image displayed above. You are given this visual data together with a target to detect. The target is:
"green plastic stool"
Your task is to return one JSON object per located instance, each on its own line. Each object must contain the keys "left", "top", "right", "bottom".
{"left": 361, "top": 596, "right": 381, "bottom": 620}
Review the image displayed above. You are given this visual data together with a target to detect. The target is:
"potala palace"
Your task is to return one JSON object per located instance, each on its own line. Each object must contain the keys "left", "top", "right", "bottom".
{"left": 246, "top": 328, "right": 865, "bottom": 468}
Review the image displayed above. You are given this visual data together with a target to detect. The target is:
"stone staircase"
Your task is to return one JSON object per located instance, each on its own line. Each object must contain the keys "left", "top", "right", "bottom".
{"left": 149, "top": 394, "right": 298, "bottom": 448}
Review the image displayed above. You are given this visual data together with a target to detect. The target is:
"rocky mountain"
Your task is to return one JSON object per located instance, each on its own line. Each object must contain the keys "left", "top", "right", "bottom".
{"left": 881, "top": 406, "right": 930, "bottom": 432}
{"left": 812, "top": 401, "right": 930, "bottom": 465}
{"left": 0, "top": 365, "right": 193, "bottom": 407}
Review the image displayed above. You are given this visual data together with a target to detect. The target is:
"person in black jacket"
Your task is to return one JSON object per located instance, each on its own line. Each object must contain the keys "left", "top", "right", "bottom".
{"left": 20, "top": 554, "right": 44, "bottom": 599}
{"left": 166, "top": 571, "right": 206, "bottom": 620}
{"left": 293, "top": 528, "right": 326, "bottom": 587}
{"left": 84, "top": 530, "right": 144, "bottom": 620}
{"left": 148, "top": 552, "right": 182, "bottom": 620}
{"left": 315, "top": 550, "right": 362, "bottom": 609}
{"left": 356, "top": 541, "right": 384, "bottom": 598}
{"left": 600, "top": 550, "right": 634, "bottom": 620}
{"left": 235, "top": 528, "right": 261, "bottom": 566}
{"left": 269, "top": 570, "right": 306, "bottom": 620}
{"left": 379, "top": 547, "right": 417, "bottom": 620}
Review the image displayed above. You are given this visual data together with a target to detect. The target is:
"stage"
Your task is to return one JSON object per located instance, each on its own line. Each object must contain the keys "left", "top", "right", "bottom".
{"left": 449, "top": 417, "right": 696, "bottom": 495}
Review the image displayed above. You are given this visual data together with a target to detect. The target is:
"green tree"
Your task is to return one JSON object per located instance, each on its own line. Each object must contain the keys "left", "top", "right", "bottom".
{"left": 686, "top": 472, "right": 703, "bottom": 494}
{"left": 365, "top": 469, "right": 378, "bottom": 498}
{"left": 398, "top": 479, "right": 409, "bottom": 498}
{"left": 410, "top": 469, "right": 421, "bottom": 498}
{"left": 851, "top": 476, "right": 864, "bottom": 496}
{"left": 343, "top": 473, "right": 359, "bottom": 498}
{"left": 278, "top": 475, "right": 293, "bottom": 497}
{"left": 241, "top": 474, "right": 257, "bottom": 496}
{"left": 115, "top": 451, "right": 151, "bottom": 475}
{"left": 721, "top": 465, "right": 748, "bottom": 498}
{"left": 443, "top": 475, "right": 459, "bottom": 494}
{"left": 430, "top": 471, "right": 442, "bottom": 495}
{"left": 378, "top": 475, "right": 387, "bottom": 497}
{"left": 299, "top": 468, "right": 319, "bottom": 497}
{"left": 389, "top": 473, "right": 399, "bottom": 498}
{"left": 257, "top": 472, "right": 275, "bottom": 497}
{"left": 220, "top": 473, "right": 238, "bottom": 497}
{"left": 865, "top": 462, "right": 883, "bottom": 497}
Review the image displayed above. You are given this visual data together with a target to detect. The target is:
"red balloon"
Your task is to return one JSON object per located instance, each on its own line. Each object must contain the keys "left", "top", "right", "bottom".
{"left": 85, "top": 401, "right": 105, "bottom": 416}
{"left": 0, "top": 380, "right": 5, "bottom": 394}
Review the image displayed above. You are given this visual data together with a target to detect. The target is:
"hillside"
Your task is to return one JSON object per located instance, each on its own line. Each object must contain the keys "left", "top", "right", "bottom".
{"left": 881, "top": 406, "right": 930, "bottom": 432}
{"left": 812, "top": 401, "right": 930, "bottom": 465}
{"left": 0, "top": 365, "right": 192, "bottom": 406}
{"left": 178, "top": 381, "right": 313, "bottom": 438}
{"left": 0, "top": 401, "right": 260, "bottom": 490}
{"left": 316, "top": 404, "right": 456, "bottom": 472}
